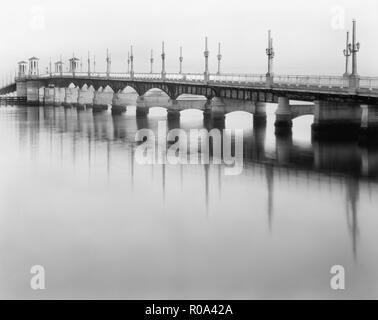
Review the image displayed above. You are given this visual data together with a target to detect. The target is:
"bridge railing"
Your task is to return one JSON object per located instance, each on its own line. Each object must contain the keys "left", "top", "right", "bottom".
{"left": 273, "top": 75, "right": 349, "bottom": 88}
{"left": 210, "top": 73, "right": 266, "bottom": 85}
{"left": 359, "top": 77, "right": 378, "bottom": 90}
{"left": 15, "top": 72, "right": 378, "bottom": 92}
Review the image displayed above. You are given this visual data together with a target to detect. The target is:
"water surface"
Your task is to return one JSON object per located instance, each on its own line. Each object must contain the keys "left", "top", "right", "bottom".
{"left": 0, "top": 103, "right": 377, "bottom": 299}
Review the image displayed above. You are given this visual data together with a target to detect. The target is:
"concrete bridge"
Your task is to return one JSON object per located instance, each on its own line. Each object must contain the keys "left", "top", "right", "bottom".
{"left": 1, "top": 21, "right": 378, "bottom": 137}
{"left": 7, "top": 71, "right": 378, "bottom": 137}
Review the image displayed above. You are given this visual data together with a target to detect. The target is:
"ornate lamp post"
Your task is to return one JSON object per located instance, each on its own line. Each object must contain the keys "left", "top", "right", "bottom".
{"left": 87, "top": 51, "right": 91, "bottom": 76}
{"left": 49, "top": 58, "right": 52, "bottom": 77}
{"left": 130, "top": 45, "right": 134, "bottom": 79}
{"left": 266, "top": 30, "right": 274, "bottom": 86}
{"left": 179, "top": 46, "right": 183, "bottom": 74}
{"left": 217, "top": 43, "right": 222, "bottom": 75}
{"left": 106, "top": 48, "right": 111, "bottom": 78}
{"left": 343, "top": 31, "right": 351, "bottom": 77}
{"left": 204, "top": 37, "right": 210, "bottom": 83}
{"left": 127, "top": 51, "right": 130, "bottom": 74}
{"left": 60, "top": 55, "right": 63, "bottom": 77}
{"left": 150, "top": 49, "right": 154, "bottom": 74}
{"left": 348, "top": 19, "right": 360, "bottom": 89}
{"left": 161, "top": 41, "right": 166, "bottom": 80}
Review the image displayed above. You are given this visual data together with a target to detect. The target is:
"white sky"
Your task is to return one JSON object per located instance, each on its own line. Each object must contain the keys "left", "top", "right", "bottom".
{"left": 1, "top": 0, "right": 377, "bottom": 79}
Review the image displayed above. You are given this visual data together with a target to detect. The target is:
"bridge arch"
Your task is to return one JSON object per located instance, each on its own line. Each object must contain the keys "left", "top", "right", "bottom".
{"left": 290, "top": 104, "right": 314, "bottom": 120}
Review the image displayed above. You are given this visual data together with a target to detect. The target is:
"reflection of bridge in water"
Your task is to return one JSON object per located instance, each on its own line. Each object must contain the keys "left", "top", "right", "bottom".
{"left": 14, "top": 105, "right": 374, "bottom": 260}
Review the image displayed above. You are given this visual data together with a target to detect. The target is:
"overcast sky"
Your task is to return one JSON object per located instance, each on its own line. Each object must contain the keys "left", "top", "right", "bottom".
{"left": 1, "top": 0, "right": 377, "bottom": 80}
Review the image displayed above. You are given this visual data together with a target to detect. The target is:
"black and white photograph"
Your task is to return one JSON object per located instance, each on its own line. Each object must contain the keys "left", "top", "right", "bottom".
{"left": 0, "top": 0, "right": 377, "bottom": 311}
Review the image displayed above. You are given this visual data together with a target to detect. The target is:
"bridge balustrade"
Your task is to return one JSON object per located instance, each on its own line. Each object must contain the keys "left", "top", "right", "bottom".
{"left": 8, "top": 72, "right": 378, "bottom": 93}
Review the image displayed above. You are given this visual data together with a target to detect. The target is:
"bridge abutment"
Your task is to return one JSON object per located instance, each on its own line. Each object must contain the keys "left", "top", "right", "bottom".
{"left": 16, "top": 80, "right": 27, "bottom": 98}
{"left": 275, "top": 97, "right": 292, "bottom": 134}
{"left": 136, "top": 96, "right": 149, "bottom": 116}
{"left": 312, "top": 100, "right": 361, "bottom": 138}
{"left": 26, "top": 81, "right": 41, "bottom": 106}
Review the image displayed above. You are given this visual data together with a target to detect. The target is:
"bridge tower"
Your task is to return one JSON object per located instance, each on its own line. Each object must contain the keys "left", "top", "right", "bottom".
{"left": 106, "top": 48, "right": 111, "bottom": 78}
{"left": 69, "top": 55, "right": 80, "bottom": 76}
{"left": 54, "top": 57, "right": 63, "bottom": 76}
{"left": 130, "top": 46, "right": 134, "bottom": 79}
{"left": 179, "top": 46, "right": 183, "bottom": 74}
{"left": 150, "top": 49, "right": 154, "bottom": 74}
{"left": 28, "top": 57, "right": 39, "bottom": 76}
{"left": 217, "top": 43, "right": 222, "bottom": 75}
{"left": 17, "top": 61, "right": 27, "bottom": 78}
{"left": 348, "top": 19, "right": 360, "bottom": 90}
{"left": 16, "top": 61, "right": 28, "bottom": 98}
{"left": 204, "top": 37, "right": 210, "bottom": 83}
{"left": 161, "top": 41, "right": 166, "bottom": 80}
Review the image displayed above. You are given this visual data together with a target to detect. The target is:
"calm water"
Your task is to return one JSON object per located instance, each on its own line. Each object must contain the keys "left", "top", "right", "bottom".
{"left": 0, "top": 102, "right": 378, "bottom": 299}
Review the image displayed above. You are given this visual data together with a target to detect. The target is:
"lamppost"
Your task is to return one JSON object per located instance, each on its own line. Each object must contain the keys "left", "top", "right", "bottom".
{"left": 343, "top": 31, "right": 351, "bottom": 77}
{"left": 49, "top": 58, "right": 52, "bottom": 77}
{"left": 217, "top": 43, "right": 222, "bottom": 75}
{"left": 60, "top": 55, "right": 63, "bottom": 77}
{"left": 266, "top": 30, "right": 274, "bottom": 86}
{"left": 179, "top": 46, "right": 183, "bottom": 74}
{"left": 127, "top": 51, "right": 130, "bottom": 74}
{"left": 204, "top": 37, "right": 210, "bottom": 83}
{"left": 106, "top": 48, "right": 111, "bottom": 78}
{"left": 87, "top": 51, "right": 91, "bottom": 76}
{"left": 150, "top": 49, "right": 154, "bottom": 74}
{"left": 348, "top": 19, "right": 360, "bottom": 89}
{"left": 161, "top": 41, "right": 166, "bottom": 80}
{"left": 130, "top": 45, "right": 134, "bottom": 80}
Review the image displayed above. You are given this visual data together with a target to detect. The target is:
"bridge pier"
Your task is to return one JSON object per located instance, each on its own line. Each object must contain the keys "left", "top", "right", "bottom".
{"left": 275, "top": 97, "right": 292, "bottom": 134}
{"left": 43, "top": 86, "right": 55, "bottom": 106}
{"left": 253, "top": 102, "right": 267, "bottom": 126}
{"left": 63, "top": 86, "right": 79, "bottom": 108}
{"left": 360, "top": 105, "right": 378, "bottom": 136}
{"left": 276, "top": 133, "right": 293, "bottom": 164}
{"left": 203, "top": 97, "right": 226, "bottom": 128}
{"left": 136, "top": 96, "right": 149, "bottom": 116}
{"left": 111, "top": 92, "right": 127, "bottom": 114}
{"left": 78, "top": 87, "right": 94, "bottom": 110}
{"left": 167, "top": 99, "right": 181, "bottom": 120}
{"left": 312, "top": 100, "right": 361, "bottom": 138}
{"left": 93, "top": 89, "right": 112, "bottom": 111}
{"left": 53, "top": 87, "right": 66, "bottom": 106}
{"left": 26, "top": 80, "right": 41, "bottom": 106}
{"left": 203, "top": 97, "right": 226, "bottom": 120}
